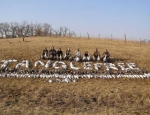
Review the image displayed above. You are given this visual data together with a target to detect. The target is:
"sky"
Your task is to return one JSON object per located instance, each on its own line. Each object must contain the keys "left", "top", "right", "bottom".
{"left": 0, "top": 0, "right": 150, "bottom": 40}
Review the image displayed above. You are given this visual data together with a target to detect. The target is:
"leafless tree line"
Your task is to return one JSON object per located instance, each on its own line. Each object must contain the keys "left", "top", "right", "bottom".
{"left": 0, "top": 21, "right": 76, "bottom": 41}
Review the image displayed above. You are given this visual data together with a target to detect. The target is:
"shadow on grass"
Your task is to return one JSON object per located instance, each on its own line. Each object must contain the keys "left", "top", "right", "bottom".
{"left": 110, "top": 58, "right": 129, "bottom": 63}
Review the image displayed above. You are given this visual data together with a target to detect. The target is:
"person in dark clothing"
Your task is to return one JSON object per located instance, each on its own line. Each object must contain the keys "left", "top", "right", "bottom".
{"left": 83, "top": 51, "right": 90, "bottom": 61}
{"left": 49, "top": 46, "right": 57, "bottom": 60}
{"left": 41, "top": 47, "right": 48, "bottom": 59}
{"left": 57, "top": 48, "right": 63, "bottom": 60}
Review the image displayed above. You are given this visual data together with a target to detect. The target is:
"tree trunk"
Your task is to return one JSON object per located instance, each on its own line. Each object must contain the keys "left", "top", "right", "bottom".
{"left": 23, "top": 36, "right": 25, "bottom": 41}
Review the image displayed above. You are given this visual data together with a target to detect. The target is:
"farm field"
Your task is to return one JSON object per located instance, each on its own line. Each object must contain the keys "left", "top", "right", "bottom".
{"left": 0, "top": 37, "right": 150, "bottom": 115}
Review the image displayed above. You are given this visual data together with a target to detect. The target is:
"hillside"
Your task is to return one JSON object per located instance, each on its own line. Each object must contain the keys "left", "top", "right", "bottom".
{"left": 0, "top": 37, "right": 150, "bottom": 115}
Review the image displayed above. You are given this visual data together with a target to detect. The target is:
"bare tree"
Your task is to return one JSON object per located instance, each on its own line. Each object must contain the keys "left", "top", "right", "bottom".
{"left": 58, "top": 26, "right": 63, "bottom": 37}
{"left": 15, "top": 21, "right": 29, "bottom": 41}
{"left": 0, "top": 21, "right": 76, "bottom": 39}
{"left": 63, "top": 27, "right": 69, "bottom": 37}
{"left": 35, "top": 23, "right": 43, "bottom": 36}
{"left": 69, "top": 31, "right": 76, "bottom": 37}
{"left": 28, "top": 22, "right": 36, "bottom": 36}
{"left": 43, "top": 23, "right": 51, "bottom": 36}
{"left": 1, "top": 22, "right": 10, "bottom": 38}
{"left": 10, "top": 22, "right": 18, "bottom": 38}
{"left": 53, "top": 29, "right": 59, "bottom": 37}
{"left": 0, "top": 23, "right": 4, "bottom": 38}
{"left": 49, "top": 27, "right": 53, "bottom": 37}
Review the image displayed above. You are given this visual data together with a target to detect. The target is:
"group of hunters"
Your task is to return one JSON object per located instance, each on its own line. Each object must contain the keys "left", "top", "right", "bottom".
{"left": 41, "top": 46, "right": 110, "bottom": 62}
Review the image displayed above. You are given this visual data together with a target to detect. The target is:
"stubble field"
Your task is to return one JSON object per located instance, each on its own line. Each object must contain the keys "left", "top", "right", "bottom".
{"left": 0, "top": 36, "right": 150, "bottom": 115}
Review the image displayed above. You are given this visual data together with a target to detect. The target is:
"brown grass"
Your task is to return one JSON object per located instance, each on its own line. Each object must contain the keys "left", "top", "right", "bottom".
{"left": 0, "top": 37, "right": 150, "bottom": 115}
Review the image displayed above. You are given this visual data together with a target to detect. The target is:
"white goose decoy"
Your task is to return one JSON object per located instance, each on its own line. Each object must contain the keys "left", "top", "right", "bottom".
{"left": 1, "top": 61, "right": 9, "bottom": 69}
{"left": 26, "top": 60, "right": 29, "bottom": 68}
{"left": 45, "top": 60, "right": 51, "bottom": 68}
{"left": 109, "top": 63, "right": 118, "bottom": 70}
{"left": 145, "top": 73, "right": 150, "bottom": 78}
{"left": 72, "top": 79, "right": 77, "bottom": 82}
{"left": 66, "top": 74, "right": 71, "bottom": 79}
{"left": 34, "top": 61, "right": 38, "bottom": 67}
{"left": 94, "top": 65, "right": 98, "bottom": 71}
{"left": 55, "top": 78, "right": 62, "bottom": 83}
{"left": 103, "top": 55, "right": 107, "bottom": 62}
{"left": 44, "top": 52, "right": 48, "bottom": 59}
{"left": 111, "top": 75, "right": 115, "bottom": 78}
{"left": 1, "top": 73, "right": 4, "bottom": 77}
{"left": 74, "top": 57, "right": 80, "bottom": 62}
{"left": 87, "top": 74, "right": 93, "bottom": 78}
{"left": 94, "top": 63, "right": 102, "bottom": 71}
{"left": 83, "top": 62, "right": 92, "bottom": 70}
{"left": 34, "top": 60, "right": 45, "bottom": 67}
{"left": 36, "top": 74, "right": 40, "bottom": 78}
{"left": 64, "top": 54, "right": 66, "bottom": 59}
{"left": 53, "top": 61, "right": 60, "bottom": 69}
{"left": 15, "top": 64, "right": 20, "bottom": 69}
{"left": 0, "top": 60, "right": 5, "bottom": 62}
{"left": 8, "top": 59, "right": 14, "bottom": 62}
{"left": 74, "top": 74, "right": 79, "bottom": 79}
{"left": 31, "top": 74, "right": 35, "bottom": 78}
{"left": 59, "top": 61, "right": 67, "bottom": 69}
{"left": 127, "top": 63, "right": 140, "bottom": 70}
{"left": 15, "top": 60, "right": 29, "bottom": 69}
{"left": 142, "top": 75, "right": 146, "bottom": 78}
{"left": 93, "top": 56, "right": 100, "bottom": 61}
{"left": 97, "top": 56, "right": 100, "bottom": 61}
{"left": 7, "top": 59, "right": 17, "bottom": 63}
{"left": 118, "top": 63, "right": 126, "bottom": 71}
{"left": 104, "top": 63, "right": 118, "bottom": 71}
{"left": 62, "top": 78, "right": 71, "bottom": 83}
{"left": 70, "top": 62, "right": 81, "bottom": 70}
{"left": 13, "top": 59, "right": 17, "bottom": 62}
{"left": 104, "top": 63, "right": 110, "bottom": 71}
{"left": 135, "top": 75, "right": 138, "bottom": 78}
{"left": 62, "top": 65, "right": 67, "bottom": 69}
{"left": 48, "top": 79, "right": 52, "bottom": 83}
{"left": 82, "top": 55, "right": 90, "bottom": 61}
{"left": 54, "top": 73, "right": 59, "bottom": 78}
{"left": 122, "top": 64, "right": 132, "bottom": 72}
{"left": 59, "top": 54, "right": 62, "bottom": 61}
{"left": 148, "top": 73, "right": 150, "bottom": 78}
{"left": 136, "top": 75, "right": 140, "bottom": 79}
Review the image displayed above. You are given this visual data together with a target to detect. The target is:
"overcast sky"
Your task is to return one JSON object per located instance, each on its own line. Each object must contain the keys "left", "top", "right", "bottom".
{"left": 0, "top": 0, "right": 150, "bottom": 40}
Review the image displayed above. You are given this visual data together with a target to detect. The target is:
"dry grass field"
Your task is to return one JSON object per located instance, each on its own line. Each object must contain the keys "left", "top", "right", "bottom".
{"left": 0, "top": 36, "right": 150, "bottom": 115}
